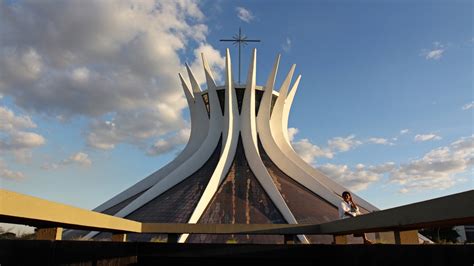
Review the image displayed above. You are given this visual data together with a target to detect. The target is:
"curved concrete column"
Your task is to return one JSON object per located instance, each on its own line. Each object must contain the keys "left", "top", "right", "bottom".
{"left": 179, "top": 49, "right": 240, "bottom": 243}
{"left": 272, "top": 75, "right": 377, "bottom": 211}
{"left": 257, "top": 63, "right": 342, "bottom": 208}
{"left": 240, "top": 50, "right": 308, "bottom": 244}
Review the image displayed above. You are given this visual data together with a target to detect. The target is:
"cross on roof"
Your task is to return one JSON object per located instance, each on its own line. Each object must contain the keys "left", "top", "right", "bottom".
{"left": 220, "top": 27, "right": 261, "bottom": 84}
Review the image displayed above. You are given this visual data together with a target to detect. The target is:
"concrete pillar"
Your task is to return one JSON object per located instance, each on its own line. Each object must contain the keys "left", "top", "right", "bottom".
{"left": 399, "top": 230, "right": 419, "bottom": 244}
{"left": 167, "top": 233, "right": 179, "bottom": 243}
{"left": 284, "top": 234, "right": 296, "bottom": 244}
{"left": 394, "top": 230, "right": 419, "bottom": 244}
{"left": 333, "top": 235, "right": 347, "bottom": 244}
{"left": 111, "top": 233, "right": 127, "bottom": 242}
{"left": 36, "top": 227, "right": 63, "bottom": 240}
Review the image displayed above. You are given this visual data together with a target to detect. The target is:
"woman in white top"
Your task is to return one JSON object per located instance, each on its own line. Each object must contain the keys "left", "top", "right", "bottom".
{"left": 338, "top": 191, "right": 372, "bottom": 244}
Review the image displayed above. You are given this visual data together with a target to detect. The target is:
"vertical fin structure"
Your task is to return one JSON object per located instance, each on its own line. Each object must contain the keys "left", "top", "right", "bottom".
{"left": 281, "top": 75, "right": 300, "bottom": 145}
{"left": 257, "top": 66, "right": 345, "bottom": 209}
{"left": 185, "top": 63, "right": 202, "bottom": 94}
{"left": 240, "top": 49, "right": 309, "bottom": 243}
{"left": 202, "top": 53, "right": 217, "bottom": 90}
{"left": 179, "top": 49, "right": 240, "bottom": 243}
{"left": 272, "top": 72, "right": 378, "bottom": 211}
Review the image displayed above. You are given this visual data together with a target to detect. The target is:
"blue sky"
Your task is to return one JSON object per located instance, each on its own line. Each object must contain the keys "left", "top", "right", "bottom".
{"left": 0, "top": 0, "right": 472, "bottom": 221}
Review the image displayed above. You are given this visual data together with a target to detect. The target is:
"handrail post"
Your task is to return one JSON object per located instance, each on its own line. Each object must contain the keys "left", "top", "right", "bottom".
{"left": 167, "top": 233, "right": 179, "bottom": 243}
{"left": 284, "top": 234, "right": 296, "bottom": 244}
{"left": 394, "top": 230, "right": 401, "bottom": 244}
{"left": 36, "top": 227, "right": 63, "bottom": 240}
{"left": 111, "top": 233, "right": 127, "bottom": 242}
{"left": 333, "top": 234, "right": 347, "bottom": 244}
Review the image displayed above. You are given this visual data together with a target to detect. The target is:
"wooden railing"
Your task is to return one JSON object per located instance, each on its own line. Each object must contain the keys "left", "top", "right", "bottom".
{"left": 1, "top": 189, "right": 473, "bottom": 244}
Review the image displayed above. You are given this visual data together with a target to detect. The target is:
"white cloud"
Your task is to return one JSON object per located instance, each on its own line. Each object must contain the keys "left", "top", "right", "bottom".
{"left": 328, "top": 135, "right": 362, "bottom": 152}
{"left": 236, "top": 7, "right": 254, "bottom": 23}
{"left": 42, "top": 152, "right": 92, "bottom": 170}
{"left": 369, "top": 162, "right": 396, "bottom": 174}
{"left": 318, "top": 163, "right": 381, "bottom": 192}
{"left": 0, "top": 105, "right": 45, "bottom": 162}
{"left": 0, "top": 159, "right": 25, "bottom": 180}
{"left": 0, "top": 106, "right": 36, "bottom": 132}
{"left": 290, "top": 130, "right": 362, "bottom": 164}
{"left": 421, "top": 42, "right": 445, "bottom": 60}
{"left": 425, "top": 49, "right": 444, "bottom": 60}
{"left": 368, "top": 137, "right": 394, "bottom": 146}
{"left": 0, "top": 0, "right": 223, "bottom": 153}
{"left": 63, "top": 152, "right": 92, "bottom": 166}
{"left": 282, "top": 37, "right": 291, "bottom": 52}
{"left": 462, "top": 102, "right": 474, "bottom": 110}
{"left": 86, "top": 104, "right": 185, "bottom": 150}
{"left": 292, "top": 138, "right": 333, "bottom": 164}
{"left": 288, "top": 127, "right": 299, "bottom": 142}
{"left": 400, "top": 129, "right": 409, "bottom": 135}
{"left": 147, "top": 127, "right": 190, "bottom": 156}
{"left": 414, "top": 134, "right": 441, "bottom": 142}
{"left": 389, "top": 135, "right": 473, "bottom": 193}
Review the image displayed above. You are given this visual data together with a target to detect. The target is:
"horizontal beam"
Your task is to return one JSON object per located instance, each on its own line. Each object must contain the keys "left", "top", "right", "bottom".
{"left": 139, "top": 190, "right": 472, "bottom": 235}
{"left": 1, "top": 189, "right": 472, "bottom": 236}
{"left": 0, "top": 189, "right": 141, "bottom": 233}
{"left": 301, "top": 190, "right": 474, "bottom": 235}
{"left": 141, "top": 223, "right": 302, "bottom": 234}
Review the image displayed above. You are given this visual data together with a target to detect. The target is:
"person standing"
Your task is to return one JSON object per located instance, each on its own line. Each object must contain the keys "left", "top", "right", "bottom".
{"left": 338, "top": 191, "right": 372, "bottom": 244}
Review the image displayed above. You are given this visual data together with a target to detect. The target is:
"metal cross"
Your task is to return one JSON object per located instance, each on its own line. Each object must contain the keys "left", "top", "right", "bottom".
{"left": 220, "top": 27, "right": 261, "bottom": 84}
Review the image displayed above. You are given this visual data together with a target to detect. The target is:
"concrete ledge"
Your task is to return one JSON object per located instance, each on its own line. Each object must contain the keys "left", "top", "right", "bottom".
{"left": 0, "top": 189, "right": 141, "bottom": 233}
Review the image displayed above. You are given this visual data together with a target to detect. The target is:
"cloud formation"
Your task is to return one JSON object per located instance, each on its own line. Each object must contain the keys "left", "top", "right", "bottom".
{"left": 290, "top": 129, "right": 361, "bottom": 164}
{"left": 0, "top": 0, "right": 224, "bottom": 154}
{"left": 282, "top": 37, "right": 291, "bottom": 52}
{"left": 42, "top": 152, "right": 92, "bottom": 170}
{"left": 328, "top": 135, "right": 362, "bottom": 152}
{"left": 421, "top": 42, "right": 445, "bottom": 60}
{"left": 236, "top": 7, "right": 254, "bottom": 23}
{"left": 318, "top": 163, "right": 381, "bottom": 192}
{"left": 389, "top": 135, "right": 473, "bottom": 193}
{"left": 147, "top": 127, "right": 190, "bottom": 156}
{"left": 462, "top": 102, "right": 474, "bottom": 110}
{"left": 368, "top": 137, "right": 394, "bottom": 146}
{"left": 0, "top": 106, "right": 45, "bottom": 162}
{"left": 318, "top": 136, "right": 472, "bottom": 193}
{"left": 292, "top": 138, "right": 333, "bottom": 163}
{"left": 414, "top": 134, "right": 441, "bottom": 142}
{"left": 0, "top": 159, "right": 25, "bottom": 180}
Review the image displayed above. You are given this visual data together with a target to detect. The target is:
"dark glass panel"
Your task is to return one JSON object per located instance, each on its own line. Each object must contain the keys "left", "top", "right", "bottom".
{"left": 216, "top": 89, "right": 225, "bottom": 116}
{"left": 255, "top": 89, "right": 264, "bottom": 115}
{"left": 235, "top": 88, "right": 245, "bottom": 114}
{"left": 187, "top": 135, "right": 284, "bottom": 244}
{"left": 258, "top": 138, "right": 339, "bottom": 244}
{"left": 201, "top": 93, "right": 210, "bottom": 118}
{"left": 92, "top": 137, "right": 222, "bottom": 241}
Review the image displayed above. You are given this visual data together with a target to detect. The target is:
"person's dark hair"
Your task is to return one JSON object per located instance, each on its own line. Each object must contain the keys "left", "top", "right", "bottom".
{"left": 342, "top": 191, "right": 351, "bottom": 198}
